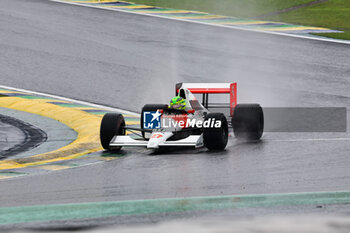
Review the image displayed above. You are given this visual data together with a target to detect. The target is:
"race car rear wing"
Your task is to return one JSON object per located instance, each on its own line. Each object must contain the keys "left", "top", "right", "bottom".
{"left": 176, "top": 83, "right": 237, "bottom": 116}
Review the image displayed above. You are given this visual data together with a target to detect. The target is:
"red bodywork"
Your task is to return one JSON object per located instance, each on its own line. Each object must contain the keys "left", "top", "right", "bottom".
{"left": 176, "top": 83, "right": 237, "bottom": 116}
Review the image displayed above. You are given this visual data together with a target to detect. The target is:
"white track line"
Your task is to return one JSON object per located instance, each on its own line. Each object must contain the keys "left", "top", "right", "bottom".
{"left": 0, "top": 85, "right": 139, "bottom": 116}
{"left": 50, "top": 0, "right": 350, "bottom": 45}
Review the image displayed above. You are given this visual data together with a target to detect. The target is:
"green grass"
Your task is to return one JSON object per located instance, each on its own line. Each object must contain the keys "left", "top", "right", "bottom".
{"left": 129, "top": 0, "right": 349, "bottom": 40}
{"left": 129, "top": 0, "right": 313, "bottom": 18}
{"left": 313, "top": 31, "right": 350, "bottom": 40}
{"left": 265, "top": 0, "right": 350, "bottom": 40}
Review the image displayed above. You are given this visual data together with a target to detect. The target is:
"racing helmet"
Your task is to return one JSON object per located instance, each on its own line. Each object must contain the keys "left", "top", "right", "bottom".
{"left": 169, "top": 96, "right": 186, "bottom": 110}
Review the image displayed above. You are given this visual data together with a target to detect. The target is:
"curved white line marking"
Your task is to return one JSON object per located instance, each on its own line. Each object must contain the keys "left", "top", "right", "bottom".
{"left": 0, "top": 85, "right": 139, "bottom": 116}
{"left": 50, "top": 0, "right": 350, "bottom": 45}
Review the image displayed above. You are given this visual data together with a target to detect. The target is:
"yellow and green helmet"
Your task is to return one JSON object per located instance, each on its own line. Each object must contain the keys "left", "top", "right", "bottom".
{"left": 169, "top": 96, "right": 186, "bottom": 110}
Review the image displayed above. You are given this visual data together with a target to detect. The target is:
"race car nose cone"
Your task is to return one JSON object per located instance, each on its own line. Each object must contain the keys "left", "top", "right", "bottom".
{"left": 147, "top": 141, "right": 159, "bottom": 149}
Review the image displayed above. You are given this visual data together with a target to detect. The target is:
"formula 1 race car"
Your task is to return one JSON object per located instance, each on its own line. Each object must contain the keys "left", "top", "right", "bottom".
{"left": 100, "top": 83, "right": 264, "bottom": 151}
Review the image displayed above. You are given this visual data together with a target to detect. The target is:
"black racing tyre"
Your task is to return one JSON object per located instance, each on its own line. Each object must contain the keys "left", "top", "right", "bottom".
{"left": 100, "top": 113, "right": 125, "bottom": 151}
{"left": 141, "top": 104, "right": 168, "bottom": 139}
{"left": 203, "top": 112, "right": 228, "bottom": 151}
{"left": 232, "top": 104, "right": 264, "bottom": 140}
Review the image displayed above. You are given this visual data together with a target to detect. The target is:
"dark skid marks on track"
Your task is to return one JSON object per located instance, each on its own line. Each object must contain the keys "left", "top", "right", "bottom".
{"left": 0, "top": 114, "right": 47, "bottom": 159}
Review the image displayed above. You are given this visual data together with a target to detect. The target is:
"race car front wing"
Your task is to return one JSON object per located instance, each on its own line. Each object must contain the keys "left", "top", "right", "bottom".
{"left": 109, "top": 135, "right": 204, "bottom": 149}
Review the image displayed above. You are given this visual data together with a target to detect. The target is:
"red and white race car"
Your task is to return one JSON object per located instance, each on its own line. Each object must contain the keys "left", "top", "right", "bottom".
{"left": 100, "top": 83, "right": 264, "bottom": 151}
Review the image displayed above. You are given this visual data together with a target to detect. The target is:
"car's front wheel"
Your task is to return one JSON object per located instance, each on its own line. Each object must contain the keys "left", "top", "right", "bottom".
{"left": 100, "top": 113, "right": 125, "bottom": 151}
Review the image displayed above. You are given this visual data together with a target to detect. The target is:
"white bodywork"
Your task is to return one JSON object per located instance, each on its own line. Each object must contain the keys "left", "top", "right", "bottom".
{"left": 108, "top": 82, "right": 236, "bottom": 149}
{"left": 105, "top": 83, "right": 235, "bottom": 150}
{"left": 110, "top": 133, "right": 203, "bottom": 149}
{"left": 109, "top": 86, "right": 207, "bottom": 149}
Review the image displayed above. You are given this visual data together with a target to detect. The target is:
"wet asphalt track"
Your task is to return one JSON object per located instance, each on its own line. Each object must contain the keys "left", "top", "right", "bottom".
{"left": 0, "top": 0, "right": 350, "bottom": 227}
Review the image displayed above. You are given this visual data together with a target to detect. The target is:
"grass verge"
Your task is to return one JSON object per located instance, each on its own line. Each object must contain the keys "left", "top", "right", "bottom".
{"left": 265, "top": 0, "right": 350, "bottom": 40}
{"left": 129, "top": 0, "right": 349, "bottom": 40}
{"left": 129, "top": 0, "right": 313, "bottom": 18}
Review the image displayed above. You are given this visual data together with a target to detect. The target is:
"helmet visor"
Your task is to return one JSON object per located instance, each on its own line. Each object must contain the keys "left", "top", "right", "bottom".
{"left": 172, "top": 104, "right": 185, "bottom": 109}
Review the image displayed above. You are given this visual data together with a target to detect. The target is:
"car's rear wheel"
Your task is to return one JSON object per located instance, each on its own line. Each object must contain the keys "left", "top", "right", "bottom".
{"left": 141, "top": 104, "right": 168, "bottom": 139}
{"left": 232, "top": 104, "right": 264, "bottom": 140}
{"left": 203, "top": 112, "right": 228, "bottom": 151}
{"left": 100, "top": 113, "right": 125, "bottom": 151}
